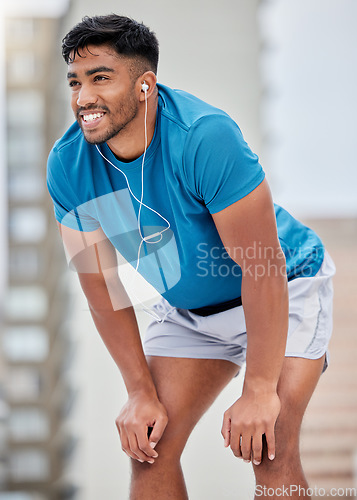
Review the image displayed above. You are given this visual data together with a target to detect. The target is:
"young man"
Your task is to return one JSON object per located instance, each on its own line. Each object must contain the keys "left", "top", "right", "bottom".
{"left": 47, "top": 14, "right": 335, "bottom": 499}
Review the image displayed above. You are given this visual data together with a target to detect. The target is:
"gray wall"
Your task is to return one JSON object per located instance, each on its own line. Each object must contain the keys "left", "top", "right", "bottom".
{"left": 259, "top": 0, "right": 357, "bottom": 218}
{"left": 0, "top": 9, "right": 8, "bottom": 310}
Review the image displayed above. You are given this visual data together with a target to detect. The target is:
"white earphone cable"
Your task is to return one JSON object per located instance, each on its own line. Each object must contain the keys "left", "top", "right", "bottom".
{"left": 95, "top": 84, "right": 172, "bottom": 323}
{"left": 95, "top": 146, "right": 171, "bottom": 236}
{"left": 137, "top": 85, "right": 148, "bottom": 241}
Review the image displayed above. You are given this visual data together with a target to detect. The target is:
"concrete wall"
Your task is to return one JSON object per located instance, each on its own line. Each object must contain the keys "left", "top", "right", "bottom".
{"left": 259, "top": 0, "right": 357, "bottom": 218}
{"left": 0, "top": 0, "right": 8, "bottom": 311}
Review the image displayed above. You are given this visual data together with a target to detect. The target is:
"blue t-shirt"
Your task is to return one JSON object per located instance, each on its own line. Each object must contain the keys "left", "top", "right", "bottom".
{"left": 47, "top": 83, "right": 324, "bottom": 309}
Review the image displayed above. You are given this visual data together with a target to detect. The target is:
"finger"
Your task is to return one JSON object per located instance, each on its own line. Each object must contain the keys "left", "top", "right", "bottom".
{"left": 136, "top": 427, "right": 159, "bottom": 460}
{"left": 265, "top": 426, "right": 276, "bottom": 461}
{"left": 234, "top": 434, "right": 243, "bottom": 458}
{"left": 148, "top": 415, "right": 168, "bottom": 449}
{"left": 115, "top": 419, "right": 122, "bottom": 441}
{"left": 252, "top": 432, "right": 263, "bottom": 466}
{"left": 127, "top": 431, "right": 155, "bottom": 464}
{"left": 119, "top": 430, "right": 144, "bottom": 462}
{"left": 221, "top": 413, "right": 231, "bottom": 448}
{"left": 229, "top": 425, "right": 243, "bottom": 458}
{"left": 116, "top": 421, "right": 131, "bottom": 457}
{"left": 238, "top": 434, "right": 243, "bottom": 457}
{"left": 240, "top": 433, "right": 252, "bottom": 462}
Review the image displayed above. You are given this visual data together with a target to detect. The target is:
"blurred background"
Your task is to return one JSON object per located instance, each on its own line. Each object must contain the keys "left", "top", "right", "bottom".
{"left": 0, "top": 0, "right": 356, "bottom": 499}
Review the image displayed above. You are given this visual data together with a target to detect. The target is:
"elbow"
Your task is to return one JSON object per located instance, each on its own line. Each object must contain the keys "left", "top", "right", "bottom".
{"left": 241, "top": 252, "right": 287, "bottom": 284}
{"left": 240, "top": 249, "right": 289, "bottom": 305}
{"left": 79, "top": 271, "right": 131, "bottom": 314}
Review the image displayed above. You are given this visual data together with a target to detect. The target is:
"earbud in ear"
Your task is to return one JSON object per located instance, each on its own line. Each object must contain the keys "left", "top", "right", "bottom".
{"left": 141, "top": 82, "right": 149, "bottom": 93}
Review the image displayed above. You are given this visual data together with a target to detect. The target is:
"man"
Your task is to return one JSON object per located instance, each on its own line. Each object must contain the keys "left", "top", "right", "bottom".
{"left": 47, "top": 14, "right": 335, "bottom": 499}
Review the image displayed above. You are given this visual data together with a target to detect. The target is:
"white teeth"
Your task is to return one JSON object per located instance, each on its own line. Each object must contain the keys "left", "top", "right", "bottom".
{"left": 82, "top": 112, "right": 104, "bottom": 122}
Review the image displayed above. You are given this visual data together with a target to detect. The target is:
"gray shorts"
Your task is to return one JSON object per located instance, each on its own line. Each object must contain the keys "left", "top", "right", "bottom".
{"left": 143, "top": 252, "right": 335, "bottom": 372}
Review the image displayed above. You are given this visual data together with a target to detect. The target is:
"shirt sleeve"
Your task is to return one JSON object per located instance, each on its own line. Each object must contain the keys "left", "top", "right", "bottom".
{"left": 183, "top": 114, "right": 265, "bottom": 214}
{"left": 46, "top": 146, "right": 100, "bottom": 232}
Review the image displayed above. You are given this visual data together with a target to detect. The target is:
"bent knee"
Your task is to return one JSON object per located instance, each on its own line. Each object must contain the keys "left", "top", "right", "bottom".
{"left": 153, "top": 418, "right": 194, "bottom": 459}
{"left": 131, "top": 429, "right": 188, "bottom": 469}
{"left": 152, "top": 399, "right": 205, "bottom": 457}
{"left": 253, "top": 441, "right": 302, "bottom": 481}
{"left": 253, "top": 418, "right": 302, "bottom": 477}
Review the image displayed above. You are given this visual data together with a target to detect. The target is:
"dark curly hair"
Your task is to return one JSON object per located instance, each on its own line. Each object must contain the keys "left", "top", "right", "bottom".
{"left": 62, "top": 14, "right": 159, "bottom": 74}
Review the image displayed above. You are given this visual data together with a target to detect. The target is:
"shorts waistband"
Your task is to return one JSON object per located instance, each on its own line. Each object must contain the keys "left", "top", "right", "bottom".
{"left": 187, "top": 272, "right": 306, "bottom": 317}
{"left": 188, "top": 296, "right": 243, "bottom": 317}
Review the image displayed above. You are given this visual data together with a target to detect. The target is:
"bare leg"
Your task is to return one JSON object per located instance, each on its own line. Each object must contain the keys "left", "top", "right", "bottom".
{"left": 253, "top": 355, "right": 326, "bottom": 499}
{"left": 129, "top": 356, "right": 239, "bottom": 500}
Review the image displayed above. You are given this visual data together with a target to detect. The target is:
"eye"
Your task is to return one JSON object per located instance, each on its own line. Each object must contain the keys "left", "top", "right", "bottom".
{"left": 68, "top": 80, "right": 80, "bottom": 88}
{"left": 94, "top": 75, "right": 108, "bottom": 82}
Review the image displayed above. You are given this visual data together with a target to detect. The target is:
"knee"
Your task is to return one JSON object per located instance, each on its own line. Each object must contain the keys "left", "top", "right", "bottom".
{"left": 153, "top": 419, "right": 191, "bottom": 460}
{"left": 154, "top": 395, "right": 205, "bottom": 458}
{"left": 253, "top": 415, "right": 302, "bottom": 480}
{"left": 254, "top": 443, "right": 301, "bottom": 478}
{"left": 136, "top": 408, "right": 195, "bottom": 465}
{"left": 130, "top": 429, "right": 185, "bottom": 475}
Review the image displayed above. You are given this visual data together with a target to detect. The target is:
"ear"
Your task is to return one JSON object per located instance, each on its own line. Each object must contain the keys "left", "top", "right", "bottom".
{"left": 138, "top": 71, "right": 157, "bottom": 102}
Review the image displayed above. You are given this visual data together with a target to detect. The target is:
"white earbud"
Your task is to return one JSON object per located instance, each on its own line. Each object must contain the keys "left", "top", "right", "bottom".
{"left": 141, "top": 82, "right": 149, "bottom": 93}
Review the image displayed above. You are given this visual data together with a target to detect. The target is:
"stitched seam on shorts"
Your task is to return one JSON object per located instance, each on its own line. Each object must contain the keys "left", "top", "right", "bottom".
{"left": 304, "top": 288, "right": 323, "bottom": 354}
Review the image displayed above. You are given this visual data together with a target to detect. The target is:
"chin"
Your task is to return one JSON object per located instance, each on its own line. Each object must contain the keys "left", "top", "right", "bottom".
{"left": 81, "top": 129, "right": 107, "bottom": 145}
{"left": 79, "top": 121, "right": 125, "bottom": 145}
{"left": 83, "top": 134, "right": 102, "bottom": 145}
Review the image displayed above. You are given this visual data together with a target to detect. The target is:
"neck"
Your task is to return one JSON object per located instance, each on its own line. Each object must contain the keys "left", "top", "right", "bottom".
{"left": 107, "top": 91, "right": 158, "bottom": 162}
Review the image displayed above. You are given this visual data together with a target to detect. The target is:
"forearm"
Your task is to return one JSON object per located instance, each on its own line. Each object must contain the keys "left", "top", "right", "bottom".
{"left": 82, "top": 277, "right": 168, "bottom": 462}
{"left": 89, "top": 303, "right": 158, "bottom": 397}
{"left": 241, "top": 255, "right": 289, "bottom": 393}
{"left": 58, "top": 225, "right": 167, "bottom": 461}
{"left": 79, "top": 272, "right": 157, "bottom": 398}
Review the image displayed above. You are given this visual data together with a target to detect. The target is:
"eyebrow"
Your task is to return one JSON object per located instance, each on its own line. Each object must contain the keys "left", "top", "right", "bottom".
{"left": 67, "top": 66, "right": 115, "bottom": 79}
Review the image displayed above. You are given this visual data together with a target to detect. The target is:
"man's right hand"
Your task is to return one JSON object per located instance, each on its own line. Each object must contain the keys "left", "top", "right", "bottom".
{"left": 116, "top": 392, "right": 168, "bottom": 464}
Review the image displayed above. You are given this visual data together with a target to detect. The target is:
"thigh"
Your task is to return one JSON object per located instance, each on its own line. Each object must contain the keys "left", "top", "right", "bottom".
{"left": 146, "top": 355, "right": 239, "bottom": 455}
{"left": 143, "top": 298, "right": 248, "bottom": 369}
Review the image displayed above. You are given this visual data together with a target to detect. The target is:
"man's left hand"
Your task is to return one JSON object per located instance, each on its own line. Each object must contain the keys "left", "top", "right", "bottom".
{"left": 221, "top": 389, "right": 281, "bottom": 465}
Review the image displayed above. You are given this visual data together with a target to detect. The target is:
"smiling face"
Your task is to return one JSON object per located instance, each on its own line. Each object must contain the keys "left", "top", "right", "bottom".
{"left": 67, "top": 44, "right": 140, "bottom": 145}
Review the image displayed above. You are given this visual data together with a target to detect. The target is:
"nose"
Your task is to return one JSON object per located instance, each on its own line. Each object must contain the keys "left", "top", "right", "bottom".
{"left": 76, "top": 84, "right": 98, "bottom": 107}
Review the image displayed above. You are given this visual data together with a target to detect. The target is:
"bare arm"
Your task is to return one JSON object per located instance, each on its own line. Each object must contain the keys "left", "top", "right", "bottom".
{"left": 58, "top": 223, "right": 168, "bottom": 463}
{"left": 211, "top": 179, "right": 289, "bottom": 464}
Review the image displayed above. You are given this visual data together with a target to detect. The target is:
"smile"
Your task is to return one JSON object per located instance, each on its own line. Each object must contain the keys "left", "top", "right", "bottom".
{"left": 81, "top": 112, "right": 105, "bottom": 123}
